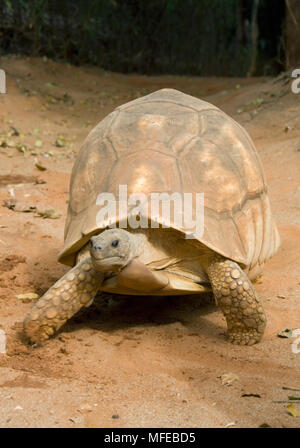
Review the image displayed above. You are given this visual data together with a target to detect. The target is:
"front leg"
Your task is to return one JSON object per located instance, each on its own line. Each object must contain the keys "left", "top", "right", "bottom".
{"left": 24, "top": 258, "right": 104, "bottom": 344}
{"left": 206, "top": 257, "right": 266, "bottom": 345}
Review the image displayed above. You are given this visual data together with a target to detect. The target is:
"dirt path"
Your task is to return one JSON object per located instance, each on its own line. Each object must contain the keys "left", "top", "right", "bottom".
{"left": 0, "top": 56, "right": 299, "bottom": 428}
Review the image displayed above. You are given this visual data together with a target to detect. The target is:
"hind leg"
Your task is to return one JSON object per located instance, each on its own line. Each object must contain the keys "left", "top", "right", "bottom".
{"left": 206, "top": 257, "right": 266, "bottom": 345}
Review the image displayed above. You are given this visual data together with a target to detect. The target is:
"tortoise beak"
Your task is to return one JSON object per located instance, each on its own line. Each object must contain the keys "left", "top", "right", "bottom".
{"left": 89, "top": 236, "right": 106, "bottom": 260}
{"left": 89, "top": 236, "right": 123, "bottom": 272}
{"left": 90, "top": 237, "right": 102, "bottom": 252}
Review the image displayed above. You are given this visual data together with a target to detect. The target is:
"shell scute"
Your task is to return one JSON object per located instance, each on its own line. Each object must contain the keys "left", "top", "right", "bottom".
{"left": 59, "top": 89, "right": 280, "bottom": 270}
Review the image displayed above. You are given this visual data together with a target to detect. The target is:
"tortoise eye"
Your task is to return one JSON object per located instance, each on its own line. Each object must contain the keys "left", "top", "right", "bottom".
{"left": 111, "top": 240, "right": 119, "bottom": 248}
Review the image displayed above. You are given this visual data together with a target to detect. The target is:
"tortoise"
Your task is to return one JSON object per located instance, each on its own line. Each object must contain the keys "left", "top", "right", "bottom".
{"left": 24, "top": 88, "right": 280, "bottom": 345}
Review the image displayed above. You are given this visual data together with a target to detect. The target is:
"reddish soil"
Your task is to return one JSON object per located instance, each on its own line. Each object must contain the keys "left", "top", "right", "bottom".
{"left": 0, "top": 56, "right": 299, "bottom": 428}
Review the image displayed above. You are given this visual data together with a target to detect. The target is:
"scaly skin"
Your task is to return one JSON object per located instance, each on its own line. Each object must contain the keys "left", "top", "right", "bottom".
{"left": 206, "top": 257, "right": 266, "bottom": 345}
{"left": 24, "top": 258, "right": 103, "bottom": 344}
{"left": 23, "top": 231, "right": 266, "bottom": 346}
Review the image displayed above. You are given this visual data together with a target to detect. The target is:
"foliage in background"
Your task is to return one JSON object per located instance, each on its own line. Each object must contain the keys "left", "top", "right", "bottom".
{"left": 0, "top": 0, "right": 285, "bottom": 76}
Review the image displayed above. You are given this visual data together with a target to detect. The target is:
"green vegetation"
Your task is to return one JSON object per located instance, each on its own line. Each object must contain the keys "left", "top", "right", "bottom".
{"left": 0, "top": 0, "right": 285, "bottom": 75}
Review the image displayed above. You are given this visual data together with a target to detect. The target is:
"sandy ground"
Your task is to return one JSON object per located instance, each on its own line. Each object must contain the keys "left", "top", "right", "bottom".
{"left": 0, "top": 55, "right": 299, "bottom": 428}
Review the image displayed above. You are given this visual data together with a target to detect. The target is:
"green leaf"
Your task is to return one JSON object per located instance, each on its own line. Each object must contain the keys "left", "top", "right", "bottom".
{"left": 54, "top": 138, "right": 66, "bottom": 148}
{"left": 35, "top": 140, "right": 43, "bottom": 148}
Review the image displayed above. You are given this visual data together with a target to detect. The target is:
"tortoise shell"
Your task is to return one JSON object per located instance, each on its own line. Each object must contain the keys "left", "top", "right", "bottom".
{"left": 59, "top": 89, "right": 280, "bottom": 271}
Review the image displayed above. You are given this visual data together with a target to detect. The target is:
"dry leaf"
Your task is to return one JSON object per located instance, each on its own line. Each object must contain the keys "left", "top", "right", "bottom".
{"left": 16, "top": 143, "right": 27, "bottom": 154}
{"left": 35, "top": 162, "right": 47, "bottom": 171}
{"left": 10, "top": 126, "right": 19, "bottom": 136}
{"left": 16, "top": 293, "right": 39, "bottom": 303}
{"left": 35, "top": 179, "right": 46, "bottom": 185}
{"left": 241, "top": 393, "right": 261, "bottom": 398}
{"left": 278, "top": 329, "right": 294, "bottom": 338}
{"left": 3, "top": 199, "right": 36, "bottom": 213}
{"left": 282, "top": 386, "right": 300, "bottom": 392}
{"left": 286, "top": 403, "right": 300, "bottom": 417}
{"left": 37, "top": 208, "right": 61, "bottom": 219}
{"left": 224, "top": 422, "right": 236, "bottom": 427}
{"left": 54, "top": 138, "right": 66, "bottom": 147}
{"left": 78, "top": 403, "right": 93, "bottom": 413}
{"left": 221, "top": 372, "right": 239, "bottom": 386}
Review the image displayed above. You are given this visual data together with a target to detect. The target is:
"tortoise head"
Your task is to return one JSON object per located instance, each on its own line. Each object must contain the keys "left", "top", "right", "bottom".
{"left": 90, "top": 229, "right": 135, "bottom": 272}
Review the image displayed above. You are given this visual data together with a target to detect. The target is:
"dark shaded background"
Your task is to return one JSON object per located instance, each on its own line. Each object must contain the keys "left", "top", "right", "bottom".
{"left": 0, "top": 0, "right": 296, "bottom": 76}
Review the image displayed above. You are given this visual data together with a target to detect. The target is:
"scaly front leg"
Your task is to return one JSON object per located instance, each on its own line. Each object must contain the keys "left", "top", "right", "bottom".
{"left": 24, "top": 258, "right": 104, "bottom": 344}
